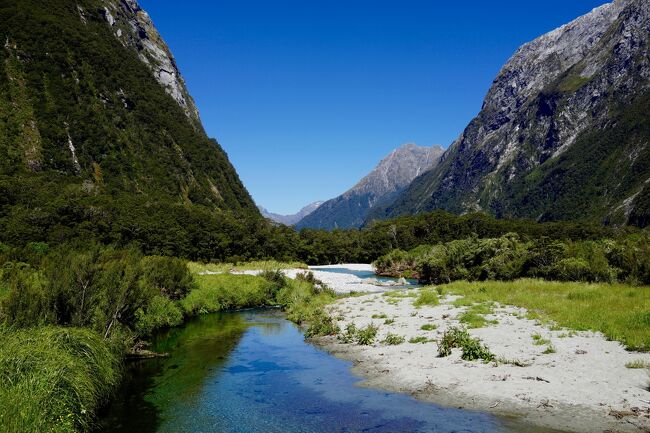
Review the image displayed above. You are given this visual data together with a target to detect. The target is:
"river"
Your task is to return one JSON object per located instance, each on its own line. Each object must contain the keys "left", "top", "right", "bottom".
{"left": 98, "top": 308, "right": 566, "bottom": 432}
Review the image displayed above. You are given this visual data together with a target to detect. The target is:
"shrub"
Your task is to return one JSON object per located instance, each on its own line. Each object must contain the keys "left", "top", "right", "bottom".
{"left": 140, "top": 256, "right": 195, "bottom": 300}
{"left": 356, "top": 324, "right": 378, "bottom": 345}
{"left": 135, "top": 295, "right": 184, "bottom": 335}
{"left": 338, "top": 322, "right": 357, "bottom": 343}
{"left": 438, "top": 327, "right": 494, "bottom": 362}
{"left": 304, "top": 312, "right": 339, "bottom": 338}
{"left": 382, "top": 333, "right": 405, "bottom": 345}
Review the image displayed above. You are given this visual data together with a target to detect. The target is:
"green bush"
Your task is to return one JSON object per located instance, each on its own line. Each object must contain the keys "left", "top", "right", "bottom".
{"left": 135, "top": 295, "right": 184, "bottom": 335}
{"left": 356, "top": 324, "right": 378, "bottom": 345}
{"left": 382, "top": 333, "right": 405, "bottom": 345}
{"left": 304, "top": 312, "right": 339, "bottom": 338}
{"left": 338, "top": 322, "right": 357, "bottom": 343}
{"left": 140, "top": 256, "right": 195, "bottom": 300}
{"left": 438, "top": 327, "right": 494, "bottom": 362}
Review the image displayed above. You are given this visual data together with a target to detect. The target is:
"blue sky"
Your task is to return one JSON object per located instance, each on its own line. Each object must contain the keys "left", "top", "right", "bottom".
{"left": 139, "top": 0, "right": 607, "bottom": 215}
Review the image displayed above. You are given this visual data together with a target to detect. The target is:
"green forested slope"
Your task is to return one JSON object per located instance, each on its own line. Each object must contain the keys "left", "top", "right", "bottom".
{"left": 0, "top": 0, "right": 258, "bottom": 253}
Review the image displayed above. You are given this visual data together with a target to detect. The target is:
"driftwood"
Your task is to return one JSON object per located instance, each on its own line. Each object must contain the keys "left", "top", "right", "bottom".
{"left": 125, "top": 349, "right": 169, "bottom": 359}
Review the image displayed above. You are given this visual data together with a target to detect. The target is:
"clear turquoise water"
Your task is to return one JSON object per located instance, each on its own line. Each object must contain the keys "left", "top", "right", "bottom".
{"left": 98, "top": 310, "right": 566, "bottom": 433}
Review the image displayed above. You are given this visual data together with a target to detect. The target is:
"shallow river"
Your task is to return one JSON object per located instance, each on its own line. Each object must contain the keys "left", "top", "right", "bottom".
{"left": 98, "top": 309, "right": 566, "bottom": 433}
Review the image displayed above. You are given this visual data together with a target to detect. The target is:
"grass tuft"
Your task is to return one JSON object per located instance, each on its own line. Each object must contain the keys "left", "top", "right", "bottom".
{"left": 0, "top": 327, "right": 120, "bottom": 433}
{"left": 625, "top": 359, "right": 650, "bottom": 369}
{"left": 382, "top": 333, "right": 405, "bottom": 345}
{"left": 413, "top": 289, "right": 440, "bottom": 307}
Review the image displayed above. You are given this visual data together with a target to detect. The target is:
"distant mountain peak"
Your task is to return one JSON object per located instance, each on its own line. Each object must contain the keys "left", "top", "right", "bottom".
{"left": 295, "top": 144, "right": 444, "bottom": 230}
{"left": 259, "top": 201, "right": 324, "bottom": 226}
{"left": 378, "top": 0, "right": 650, "bottom": 227}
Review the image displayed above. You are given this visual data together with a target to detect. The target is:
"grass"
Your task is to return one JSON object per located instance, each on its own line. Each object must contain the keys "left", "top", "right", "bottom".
{"left": 0, "top": 327, "right": 120, "bottom": 433}
{"left": 408, "top": 336, "right": 431, "bottom": 344}
{"left": 496, "top": 357, "right": 531, "bottom": 367}
{"left": 356, "top": 324, "right": 378, "bottom": 345}
{"left": 420, "top": 323, "right": 437, "bottom": 331}
{"left": 372, "top": 313, "right": 388, "bottom": 319}
{"left": 542, "top": 345, "right": 557, "bottom": 354}
{"left": 457, "top": 303, "right": 498, "bottom": 328}
{"left": 384, "top": 318, "right": 395, "bottom": 325}
{"left": 382, "top": 333, "right": 405, "bottom": 345}
{"left": 383, "top": 289, "right": 418, "bottom": 299}
{"left": 413, "top": 289, "right": 440, "bottom": 307}
{"left": 531, "top": 333, "right": 551, "bottom": 346}
{"left": 443, "top": 279, "right": 650, "bottom": 351}
{"left": 625, "top": 359, "right": 650, "bottom": 369}
{"left": 187, "top": 260, "right": 307, "bottom": 274}
{"left": 438, "top": 327, "right": 494, "bottom": 362}
{"left": 180, "top": 274, "right": 278, "bottom": 314}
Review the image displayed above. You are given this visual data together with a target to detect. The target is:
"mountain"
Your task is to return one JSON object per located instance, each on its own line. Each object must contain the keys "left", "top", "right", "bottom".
{"left": 296, "top": 144, "right": 444, "bottom": 230}
{"left": 0, "top": 0, "right": 258, "bottom": 251}
{"left": 259, "top": 202, "right": 324, "bottom": 226}
{"left": 376, "top": 0, "right": 650, "bottom": 227}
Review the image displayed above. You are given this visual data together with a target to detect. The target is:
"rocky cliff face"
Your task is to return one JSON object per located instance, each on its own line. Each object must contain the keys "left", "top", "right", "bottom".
{"left": 91, "top": 0, "right": 201, "bottom": 123}
{"left": 297, "top": 144, "right": 444, "bottom": 230}
{"left": 259, "top": 201, "right": 324, "bottom": 226}
{"left": 380, "top": 0, "right": 650, "bottom": 227}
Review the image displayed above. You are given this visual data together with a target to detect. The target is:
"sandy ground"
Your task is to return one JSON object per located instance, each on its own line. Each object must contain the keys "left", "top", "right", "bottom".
{"left": 314, "top": 288, "right": 650, "bottom": 433}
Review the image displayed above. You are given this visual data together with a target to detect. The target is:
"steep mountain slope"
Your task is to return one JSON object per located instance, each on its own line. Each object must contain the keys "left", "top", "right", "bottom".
{"left": 378, "top": 0, "right": 650, "bottom": 227}
{"left": 0, "top": 0, "right": 258, "bottom": 251}
{"left": 259, "top": 201, "right": 323, "bottom": 226}
{"left": 296, "top": 144, "right": 444, "bottom": 230}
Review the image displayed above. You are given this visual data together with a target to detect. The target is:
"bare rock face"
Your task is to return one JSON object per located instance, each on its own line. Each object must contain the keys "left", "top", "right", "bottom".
{"left": 99, "top": 0, "right": 201, "bottom": 124}
{"left": 381, "top": 0, "right": 650, "bottom": 227}
{"left": 296, "top": 144, "right": 444, "bottom": 230}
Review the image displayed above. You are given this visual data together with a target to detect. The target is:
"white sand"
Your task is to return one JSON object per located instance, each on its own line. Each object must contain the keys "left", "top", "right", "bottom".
{"left": 315, "top": 289, "right": 650, "bottom": 433}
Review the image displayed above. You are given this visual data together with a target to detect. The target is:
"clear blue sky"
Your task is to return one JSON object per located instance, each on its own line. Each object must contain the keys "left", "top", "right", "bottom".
{"left": 139, "top": 0, "right": 607, "bottom": 215}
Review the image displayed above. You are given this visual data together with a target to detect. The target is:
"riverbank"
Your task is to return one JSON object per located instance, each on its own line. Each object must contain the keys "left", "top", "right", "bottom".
{"left": 202, "top": 263, "right": 395, "bottom": 294}
{"left": 314, "top": 285, "right": 650, "bottom": 433}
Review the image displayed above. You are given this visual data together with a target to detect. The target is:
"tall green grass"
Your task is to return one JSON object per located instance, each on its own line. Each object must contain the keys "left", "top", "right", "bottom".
{"left": 180, "top": 274, "right": 279, "bottom": 315}
{"left": 187, "top": 261, "right": 307, "bottom": 274}
{"left": 443, "top": 279, "right": 650, "bottom": 351}
{"left": 0, "top": 327, "right": 120, "bottom": 433}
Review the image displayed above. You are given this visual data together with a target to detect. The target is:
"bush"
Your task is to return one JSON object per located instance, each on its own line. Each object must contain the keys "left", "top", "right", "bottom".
{"left": 356, "top": 324, "right": 378, "bottom": 345}
{"left": 135, "top": 295, "right": 184, "bottom": 335}
{"left": 438, "top": 327, "right": 494, "bottom": 362}
{"left": 382, "top": 333, "right": 405, "bottom": 345}
{"left": 140, "top": 256, "right": 195, "bottom": 300}
{"left": 304, "top": 311, "right": 339, "bottom": 338}
{"left": 338, "top": 322, "right": 357, "bottom": 343}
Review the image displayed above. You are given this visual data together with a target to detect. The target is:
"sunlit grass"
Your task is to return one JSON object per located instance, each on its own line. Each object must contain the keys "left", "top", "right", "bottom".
{"left": 187, "top": 260, "right": 307, "bottom": 274}
{"left": 443, "top": 279, "right": 650, "bottom": 351}
{"left": 0, "top": 327, "right": 120, "bottom": 433}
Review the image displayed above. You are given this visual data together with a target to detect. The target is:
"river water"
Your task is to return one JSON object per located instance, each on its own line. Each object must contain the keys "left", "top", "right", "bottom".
{"left": 98, "top": 309, "right": 565, "bottom": 433}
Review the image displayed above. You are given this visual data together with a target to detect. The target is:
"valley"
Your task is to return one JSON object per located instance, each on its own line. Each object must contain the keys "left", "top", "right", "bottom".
{"left": 1, "top": 0, "right": 649, "bottom": 432}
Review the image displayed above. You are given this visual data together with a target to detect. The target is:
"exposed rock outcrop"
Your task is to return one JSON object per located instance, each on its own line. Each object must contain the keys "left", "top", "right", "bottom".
{"left": 378, "top": 0, "right": 650, "bottom": 227}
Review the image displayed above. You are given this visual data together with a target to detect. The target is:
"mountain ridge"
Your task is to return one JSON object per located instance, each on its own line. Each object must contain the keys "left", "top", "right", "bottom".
{"left": 259, "top": 202, "right": 324, "bottom": 226}
{"left": 373, "top": 0, "right": 650, "bottom": 227}
{"left": 296, "top": 143, "right": 444, "bottom": 230}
